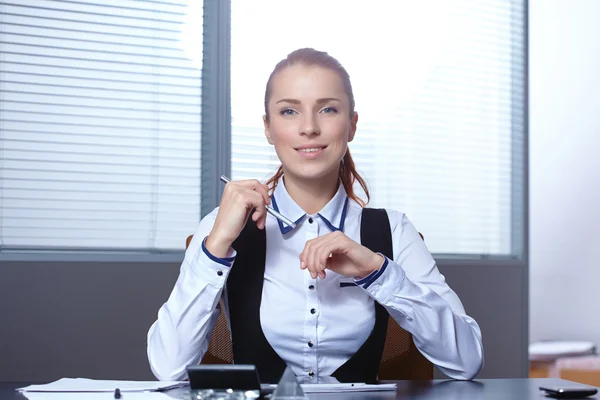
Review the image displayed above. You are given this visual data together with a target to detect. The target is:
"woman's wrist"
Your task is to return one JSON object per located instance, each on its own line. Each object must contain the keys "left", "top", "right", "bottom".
{"left": 205, "top": 232, "right": 233, "bottom": 258}
{"left": 357, "top": 253, "right": 385, "bottom": 279}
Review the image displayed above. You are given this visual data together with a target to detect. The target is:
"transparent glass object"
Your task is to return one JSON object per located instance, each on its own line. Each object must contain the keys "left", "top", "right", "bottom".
{"left": 272, "top": 366, "right": 308, "bottom": 400}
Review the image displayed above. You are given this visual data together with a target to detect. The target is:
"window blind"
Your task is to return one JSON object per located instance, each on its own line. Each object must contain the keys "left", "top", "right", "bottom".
{"left": 0, "top": 0, "right": 203, "bottom": 251}
{"left": 230, "top": 0, "right": 525, "bottom": 256}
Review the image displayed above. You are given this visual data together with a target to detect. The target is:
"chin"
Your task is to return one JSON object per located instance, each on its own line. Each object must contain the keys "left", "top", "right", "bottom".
{"left": 286, "top": 163, "right": 339, "bottom": 182}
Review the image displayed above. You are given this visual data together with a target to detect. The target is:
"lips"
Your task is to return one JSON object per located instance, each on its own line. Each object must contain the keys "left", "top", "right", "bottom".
{"left": 294, "top": 145, "right": 327, "bottom": 159}
{"left": 297, "top": 147, "right": 326, "bottom": 153}
{"left": 294, "top": 144, "right": 327, "bottom": 151}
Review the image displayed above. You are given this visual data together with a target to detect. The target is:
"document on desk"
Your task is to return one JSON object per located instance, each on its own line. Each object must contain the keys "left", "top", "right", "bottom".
{"left": 17, "top": 377, "right": 188, "bottom": 393}
{"left": 22, "top": 393, "right": 172, "bottom": 400}
{"left": 299, "top": 383, "right": 397, "bottom": 393}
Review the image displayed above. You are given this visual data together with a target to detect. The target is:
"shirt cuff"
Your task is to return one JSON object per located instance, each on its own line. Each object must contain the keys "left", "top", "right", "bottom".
{"left": 201, "top": 237, "right": 236, "bottom": 267}
{"left": 354, "top": 253, "right": 388, "bottom": 289}
{"left": 189, "top": 237, "right": 236, "bottom": 287}
{"left": 355, "top": 255, "right": 407, "bottom": 303}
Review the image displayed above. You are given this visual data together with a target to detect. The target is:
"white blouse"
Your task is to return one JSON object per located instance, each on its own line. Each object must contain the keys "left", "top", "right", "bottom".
{"left": 147, "top": 179, "right": 484, "bottom": 382}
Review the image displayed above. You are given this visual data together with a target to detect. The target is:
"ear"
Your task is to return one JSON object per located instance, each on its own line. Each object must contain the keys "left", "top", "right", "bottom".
{"left": 263, "top": 115, "right": 274, "bottom": 145}
{"left": 348, "top": 111, "right": 358, "bottom": 143}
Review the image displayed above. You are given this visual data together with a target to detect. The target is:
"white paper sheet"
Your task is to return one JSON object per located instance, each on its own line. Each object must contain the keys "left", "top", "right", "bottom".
{"left": 17, "top": 378, "right": 188, "bottom": 393}
{"left": 299, "top": 383, "right": 397, "bottom": 393}
{"left": 22, "top": 392, "right": 173, "bottom": 400}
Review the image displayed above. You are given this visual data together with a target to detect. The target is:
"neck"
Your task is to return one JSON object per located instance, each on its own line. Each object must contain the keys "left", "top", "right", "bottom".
{"left": 282, "top": 170, "right": 340, "bottom": 215}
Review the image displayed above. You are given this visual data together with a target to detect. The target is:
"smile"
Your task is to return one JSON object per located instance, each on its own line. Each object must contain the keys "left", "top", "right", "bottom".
{"left": 298, "top": 147, "right": 325, "bottom": 153}
{"left": 295, "top": 146, "right": 327, "bottom": 159}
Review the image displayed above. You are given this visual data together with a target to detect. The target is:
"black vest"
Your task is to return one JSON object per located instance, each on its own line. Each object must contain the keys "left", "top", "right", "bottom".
{"left": 227, "top": 208, "right": 393, "bottom": 383}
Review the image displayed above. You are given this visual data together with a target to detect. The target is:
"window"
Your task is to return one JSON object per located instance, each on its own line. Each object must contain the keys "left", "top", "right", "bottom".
{"left": 0, "top": 0, "right": 202, "bottom": 251}
{"left": 230, "top": 0, "right": 526, "bottom": 256}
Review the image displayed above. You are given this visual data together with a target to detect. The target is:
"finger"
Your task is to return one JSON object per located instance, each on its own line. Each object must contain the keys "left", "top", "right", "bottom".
{"left": 325, "top": 256, "right": 334, "bottom": 271}
{"left": 243, "top": 179, "right": 271, "bottom": 205}
{"left": 228, "top": 179, "right": 271, "bottom": 206}
{"left": 307, "top": 248, "right": 319, "bottom": 279}
{"left": 304, "top": 240, "right": 316, "bottom": 278}
{"left": 316, "top": 243, "right": 332, "bottom": 280}
{"left": 245, "top": 190, "right": 268, "bottom": 226}
{"left": 257, "top": 209, "right": 268, "bottom": 230}
{"left": 314, "top": 234, "right": 346, "bottom": 278}
{"left": 303, "top": 240, "right": 319, "bottom": 279}
{"left": 299, "top": 240, "right": 311, "bottom": 270}
{"left": 309, "top": 241, "right": 325, "bottom": 280}
{"left": 262, "top": 183, "right": 271, "bottom": 204}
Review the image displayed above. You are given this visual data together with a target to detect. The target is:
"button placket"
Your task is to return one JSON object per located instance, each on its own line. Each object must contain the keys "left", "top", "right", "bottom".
{"left": 303, "top": 215, "right": 319, "bottom": 379}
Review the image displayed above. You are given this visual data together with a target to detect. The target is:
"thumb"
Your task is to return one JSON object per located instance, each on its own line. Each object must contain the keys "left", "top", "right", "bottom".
{"left": 325, "top": 257, "right": 334, "bottom": 271}
{"left": 325, "top": 253, "right": 338, "bottom": 272}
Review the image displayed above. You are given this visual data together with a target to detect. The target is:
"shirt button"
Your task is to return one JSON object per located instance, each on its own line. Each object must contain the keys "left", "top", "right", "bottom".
{"left": 308, "top": 218, "right": 314, "bottom": 224}
{"left": 308, "top": 341, "right": 314, "bottom": 347}
{"left": 308, "top": 285, "right": 315, "bottom": 290}
{"left": 308, "top": 370, "right": 315, "bottom": 377}
{"left": 217, "top": 271, "right": 223, "bottom": 276}
{"left": 310, "top": 308, "right": 316, "bottom": 314}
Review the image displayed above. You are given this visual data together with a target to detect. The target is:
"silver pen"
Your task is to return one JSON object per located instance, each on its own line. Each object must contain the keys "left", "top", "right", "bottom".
{"left": 219, "top": 175, "right": 298, "bottom": 229}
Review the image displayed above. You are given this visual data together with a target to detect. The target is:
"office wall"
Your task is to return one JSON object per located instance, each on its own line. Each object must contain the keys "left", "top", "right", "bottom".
{"left": 529, "top": 0, "right": 600, "bottom": 346}
{"left": 0, "top": 259, "right": 527, "bottom": 381}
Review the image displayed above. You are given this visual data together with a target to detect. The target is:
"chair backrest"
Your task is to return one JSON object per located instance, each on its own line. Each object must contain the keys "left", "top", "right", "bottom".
{"left": 185, "top": 234, "right": 433, "bottom": 379}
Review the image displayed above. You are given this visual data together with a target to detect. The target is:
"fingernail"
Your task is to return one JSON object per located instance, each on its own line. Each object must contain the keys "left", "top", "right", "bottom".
{"left": 300, "top": 261, "right": 305, "bottom": 269}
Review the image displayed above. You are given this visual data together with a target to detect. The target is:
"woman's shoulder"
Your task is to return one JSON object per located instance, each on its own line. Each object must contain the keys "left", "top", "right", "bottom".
{"left": 345, "top": 200, "right": 409, "bottom": 231}
{"left": 349, "top": 201, "right": 407, "bottom": 224}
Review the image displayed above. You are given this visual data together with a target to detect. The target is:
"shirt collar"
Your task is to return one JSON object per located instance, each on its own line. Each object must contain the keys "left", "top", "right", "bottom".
{"left": 271, "top": 177, "right": 349, "bottom": 235}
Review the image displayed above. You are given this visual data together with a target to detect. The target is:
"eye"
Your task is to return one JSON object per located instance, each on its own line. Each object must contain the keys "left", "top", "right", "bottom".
{"left": 280, "top": 108, "right": 297, "bottom": 116}
{"left": 321, "top": 107, "right": 338, "bottom": 114}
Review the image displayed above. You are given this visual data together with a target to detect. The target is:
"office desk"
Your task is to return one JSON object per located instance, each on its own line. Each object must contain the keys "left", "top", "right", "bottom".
{"left": 1, "top": 378, "right": 597, "bottom": 400}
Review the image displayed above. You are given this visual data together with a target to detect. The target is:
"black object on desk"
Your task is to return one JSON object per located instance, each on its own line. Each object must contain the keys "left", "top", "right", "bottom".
{"left": 186, "top": 364, "right": 261, "bottom": 391}
{"left": 540, "top": 383, "right": 598, "bottom": 398}
{"left": 114, "top": 388, "right": 121, "bottom": 399}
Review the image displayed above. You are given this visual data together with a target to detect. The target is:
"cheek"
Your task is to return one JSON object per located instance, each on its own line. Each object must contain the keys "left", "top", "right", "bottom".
{"left": 269, "top": 120, "right": 297, "bottom": 144}
{"left": 323, "top": 119, "right": 351, "bottom": 142}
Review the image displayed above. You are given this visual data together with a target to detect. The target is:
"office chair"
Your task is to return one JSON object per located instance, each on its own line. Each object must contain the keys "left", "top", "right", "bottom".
{"left": 185, "top": 234, "right": 433, "bottom": 380}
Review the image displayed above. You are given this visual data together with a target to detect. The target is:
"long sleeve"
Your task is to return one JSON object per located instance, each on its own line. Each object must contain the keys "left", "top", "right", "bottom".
{"left": 358, "top": 211, "right": 484, "bottom": 380}
{"left": 147, "top": 208, "right": 236, "bottom": 381}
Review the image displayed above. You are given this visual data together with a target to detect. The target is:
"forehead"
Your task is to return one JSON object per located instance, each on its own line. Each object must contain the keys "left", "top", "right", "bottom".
{"left": 269, "top": 64, "right": 346, "bottom": 101}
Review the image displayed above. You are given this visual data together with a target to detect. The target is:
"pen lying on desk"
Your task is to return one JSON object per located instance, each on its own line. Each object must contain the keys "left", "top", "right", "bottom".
{"left": 219, "top": 175, "right": 297, "bottom": 229}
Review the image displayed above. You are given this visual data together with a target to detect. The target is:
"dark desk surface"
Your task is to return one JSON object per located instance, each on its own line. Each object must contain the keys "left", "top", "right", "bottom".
{"left": 1, "top": 379, "right": 598, "bottom": 400}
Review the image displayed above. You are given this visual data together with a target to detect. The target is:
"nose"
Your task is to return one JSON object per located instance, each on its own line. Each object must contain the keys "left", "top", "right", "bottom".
{"left": 300, "top": 113, "right": 320, "bottom": 136}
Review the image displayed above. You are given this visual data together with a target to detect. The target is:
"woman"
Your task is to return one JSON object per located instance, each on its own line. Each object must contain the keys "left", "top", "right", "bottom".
{"left": 147, "top": 48, "right": 484, "bottom": 383}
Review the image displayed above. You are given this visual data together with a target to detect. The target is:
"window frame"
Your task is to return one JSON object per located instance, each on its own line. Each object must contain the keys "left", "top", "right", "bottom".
{"left": 0, "top": 0, "right": 527, "bottom": 264}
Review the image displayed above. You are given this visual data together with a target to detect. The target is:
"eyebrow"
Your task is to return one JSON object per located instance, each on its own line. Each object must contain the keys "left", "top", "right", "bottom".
{"left": 275, "top": 97, "right": 342, "bottom": 105}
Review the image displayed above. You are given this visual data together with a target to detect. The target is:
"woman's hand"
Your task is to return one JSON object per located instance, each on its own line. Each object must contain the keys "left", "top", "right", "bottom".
{"left": 205, "top": 179, "right": 270, "bottom": 258}
{"left": 299, "top": 231, "right": 385, "bottom": 280}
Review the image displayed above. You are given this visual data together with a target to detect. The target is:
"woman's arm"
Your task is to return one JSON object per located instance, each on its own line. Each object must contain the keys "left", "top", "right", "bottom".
{"left": 359, "top": 211, "right": 484, "bottom": 380}
{"left": 147, "top": 179, "right": 271, "bottom": 380}
{"left": 146, "top": 209, "right": 234, "bottom": 381}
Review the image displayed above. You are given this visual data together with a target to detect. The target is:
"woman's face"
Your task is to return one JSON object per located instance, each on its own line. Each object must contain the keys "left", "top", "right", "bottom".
{"left": 264, "top": 64, "right": 357, "bottom": 183}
